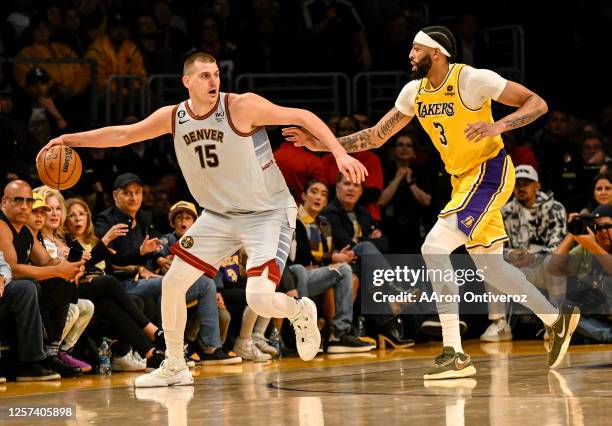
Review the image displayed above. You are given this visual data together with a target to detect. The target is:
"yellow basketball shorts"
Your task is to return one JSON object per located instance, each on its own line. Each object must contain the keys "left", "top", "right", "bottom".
{"left": 438, "top": 149, "right": 515, "bottom": 249}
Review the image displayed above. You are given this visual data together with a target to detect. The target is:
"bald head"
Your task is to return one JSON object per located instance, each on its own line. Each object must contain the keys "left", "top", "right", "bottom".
{"left": 2, "top": 180, "right": 34, "bottom": 227}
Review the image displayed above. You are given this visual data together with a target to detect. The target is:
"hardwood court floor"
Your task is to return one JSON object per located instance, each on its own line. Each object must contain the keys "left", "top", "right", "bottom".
{"left": 1, "top": 341, "right": 611, "bottom": 425}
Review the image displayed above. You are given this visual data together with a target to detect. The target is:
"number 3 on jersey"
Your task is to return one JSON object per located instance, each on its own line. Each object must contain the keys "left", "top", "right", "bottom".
{"left": 195, "top": 144, "right": 219, "bottom": 168}
{"left": 433, "top": 122, "right": 448, "bottom": 146}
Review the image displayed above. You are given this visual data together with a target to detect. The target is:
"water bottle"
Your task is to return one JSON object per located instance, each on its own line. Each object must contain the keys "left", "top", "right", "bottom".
{"left": 98, "top": 337, "right": 112, "bottom": 376}
{"left": 355, "top": 315, "right": 366, "bottom": 337}
{"left": 269, "top": 325, "right": 281, "bottom": 359}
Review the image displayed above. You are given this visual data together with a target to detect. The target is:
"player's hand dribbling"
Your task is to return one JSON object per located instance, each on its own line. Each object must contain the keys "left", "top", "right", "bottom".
{"left": 464, "top": 121, "right": 505, "bottom": 142}
{"left": 335, "top": 153, "right": 368, "bottom": 183}
{"left": 282, "top": 127, "right": 327, "bottom": 152}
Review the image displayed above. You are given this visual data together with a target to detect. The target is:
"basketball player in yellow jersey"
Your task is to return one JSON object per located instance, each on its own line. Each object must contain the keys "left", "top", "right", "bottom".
{"left": 284, "top": 25, "right": 581, "bottom": 379}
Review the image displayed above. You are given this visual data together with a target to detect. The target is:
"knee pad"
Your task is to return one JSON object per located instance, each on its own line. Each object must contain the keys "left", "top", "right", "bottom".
{"left": 245, "top": 275, "right": 277, "bottom": 318}
{"left": 163, "top": 257, "right": 203, "bottom": 293}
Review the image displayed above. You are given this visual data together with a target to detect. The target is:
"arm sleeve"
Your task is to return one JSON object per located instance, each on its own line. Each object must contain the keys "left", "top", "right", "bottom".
{"left": 394, "top": 80, "right": 419, "bottom": 116}
{"left": 459, "top": 66, "right": 508, "bottom": 109}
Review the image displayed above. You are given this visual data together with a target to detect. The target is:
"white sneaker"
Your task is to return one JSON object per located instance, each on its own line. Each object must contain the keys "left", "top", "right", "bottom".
{"left": 252, "top": 333, "right": 278, "bottom": 356}
{"left": 134, "top": 359, "right": 193, "bottom": 388}
{"left": 112, "top": 351, "right": 146, "bottom": 371}
{"left": 480, "top": 319, "right": 513, "bottom": 342}
{"left": 233, "top": 337, "right": 272, "bottom": 362}
{"left": 289, "top": 297, "right": 321, "bottom": 361}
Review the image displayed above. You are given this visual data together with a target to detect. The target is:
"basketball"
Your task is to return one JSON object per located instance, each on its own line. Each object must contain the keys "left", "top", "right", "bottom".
{"left": 36, "top": 145, "right": 82, "bottom": 190}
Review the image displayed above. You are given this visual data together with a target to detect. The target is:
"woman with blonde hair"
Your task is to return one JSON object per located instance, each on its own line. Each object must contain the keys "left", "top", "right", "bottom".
{"left": 63, "top": 198, "right": 167, "bottom": 371}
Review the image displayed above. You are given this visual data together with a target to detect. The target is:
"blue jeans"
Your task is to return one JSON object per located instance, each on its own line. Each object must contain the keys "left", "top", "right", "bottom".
{"left": 290, "top": 263, "right": 354, "bottom": 332}
{"left": 120, "top": 275, "right": 221, "bottom": 349}
{"left": 0, "top": 280, "right": 46, "bottom": 362}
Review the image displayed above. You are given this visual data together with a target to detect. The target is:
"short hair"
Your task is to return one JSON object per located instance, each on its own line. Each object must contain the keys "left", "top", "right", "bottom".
{"left": 336, "top": 172, "right": 362, "bottom": 187}
{"left": 421, "top": 25, "right": 457, "bottom": 59}
{"left": 183, "top": 51, "right": 217, "bottom": 75}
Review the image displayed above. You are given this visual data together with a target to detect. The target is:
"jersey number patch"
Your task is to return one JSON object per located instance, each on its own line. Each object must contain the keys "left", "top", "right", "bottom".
{"left": 195, "top": 145, "right": 219, "bottom": 168}
{"left": 433, "top": 122, "right": 448, "bottom": 146}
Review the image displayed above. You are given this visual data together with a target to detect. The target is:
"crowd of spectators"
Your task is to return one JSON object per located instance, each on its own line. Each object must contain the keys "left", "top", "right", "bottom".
{"left": 1, "top": 1, "right": 611, "bottom": 382}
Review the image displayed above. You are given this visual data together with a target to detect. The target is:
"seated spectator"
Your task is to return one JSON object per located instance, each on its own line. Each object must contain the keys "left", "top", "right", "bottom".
{"left": 321, "top": 116, "right": 384, "bottom": 220}
{"left": 301, "top": 0, "right": 371, "bottom": 73}
{"left": 289, "top": 179, "right": 374, "bottom": 353}
{"left": 482, "top": 166, "right": 567, "bottom": 342}
{"left": 582, "top": 172, "right": 612, "bottom": 214}
{"left": 14, "top": 16, "right": 88, "bottom": 96}
{"left": 157, "top": 201, "right": 242, "bottom": 364}
{"left": 378, "top": 132, "right": 432, "bottom": 253}
{"left": 0, "top": 180, "right": 83, "bottom": 378}
{"left": 86, "top": 14, "right": 147, "bottom": 92}
{"left": 97, "top": 176, "right": 239, "bottom": 364}
{"left": 574, "top": 133, "right": 611, "bottom": 208}
{"left": 15, "top": 67, "right": 70, "bottom": 148}
{"left": 194, "top": 15, "right": 238, "bottom": 81}
{"left": 274, "top": 140, "right": 326, "bottom": 203}
{"left": 58, "top": 6, "right": 92, "bottom": 58}
{"left": 27, "top": 190, "right": 93, "bottom": 373}
{"left": 64, "top": 197, "right": 167, "bottom": 371}
{"left": 135, "top": 14, "right": 178, "bottom": 74}
{"left": 323, "top": 173, "right": 415, "bottom": 348}
{"left": 548, "top": 205, "right": 612, "bottom": 342}
{"left": 0, "top": 248, "right": 60, "bottom": 381}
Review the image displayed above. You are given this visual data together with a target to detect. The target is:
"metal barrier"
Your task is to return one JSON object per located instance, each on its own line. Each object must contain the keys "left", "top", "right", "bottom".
{"left": 482, "top": 25, "right": 525, "bottom": 83}
{"left": 147, "top": 74, "right": 185, "bottom": 113}
{"left": 0, "top": 56, "right": 99, "bottom": 123}
{"left": 105, "top": 75, "right": 145, "bottom": 124}
{"left": 352, "top": 71, "right": 410, "bottom": 118}
{"left": 235, "top": 73, "right": 351, "bottom": 117}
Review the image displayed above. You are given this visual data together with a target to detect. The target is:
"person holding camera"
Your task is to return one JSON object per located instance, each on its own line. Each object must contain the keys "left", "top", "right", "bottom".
{"left": 548, "top": 205, "right": 612, "bottom": 342}
{"left": 480, "top": 165, "right": 567, "bottom": 342}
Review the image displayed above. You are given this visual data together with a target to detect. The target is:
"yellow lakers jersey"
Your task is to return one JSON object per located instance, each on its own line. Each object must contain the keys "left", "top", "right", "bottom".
{"left": 414, "top": 63, "right": 504, "bottom": 176}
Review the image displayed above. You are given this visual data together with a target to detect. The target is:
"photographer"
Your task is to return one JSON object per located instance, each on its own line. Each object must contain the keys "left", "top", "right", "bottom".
{"left": 548, "top": 205, "right": 612, "bottom": 342}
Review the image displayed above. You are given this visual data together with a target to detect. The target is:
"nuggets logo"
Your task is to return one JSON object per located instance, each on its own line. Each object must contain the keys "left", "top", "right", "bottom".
{"left": 180, "top": 236, "right": 194, "bottom": 249}
{"left": 416, "top": 101, "right": 455, "bottom": 117}
{"left": 461, "top": 216, "right": 475, "bottom": 228}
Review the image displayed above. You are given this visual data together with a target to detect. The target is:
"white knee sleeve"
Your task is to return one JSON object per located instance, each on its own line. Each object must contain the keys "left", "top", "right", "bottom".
{"left": 421, "top": 215, "right": 467, "bottom": 255}
{"left": 245, "top": 275, "right": 282, "bottom": 318}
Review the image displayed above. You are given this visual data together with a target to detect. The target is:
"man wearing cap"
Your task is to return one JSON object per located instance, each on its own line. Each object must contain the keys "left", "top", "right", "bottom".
{"left": 157, "top": 201, "right": 240, "bottom": 364}
{"left": 16, "top": 67, "right": 69, "bottom": 147}
{"left": 478, "top": 165, "right": 567, "bottom": 342}
{"left": 286, "top": 25, "right": 582, "bottom": 378}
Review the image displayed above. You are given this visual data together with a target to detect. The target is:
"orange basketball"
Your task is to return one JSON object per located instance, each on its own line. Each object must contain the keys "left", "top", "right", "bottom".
{"left": 36, "top": 145, "right": 82, "bottom": 190}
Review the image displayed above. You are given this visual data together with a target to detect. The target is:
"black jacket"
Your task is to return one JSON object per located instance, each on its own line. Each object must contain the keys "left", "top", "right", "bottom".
{"left": 65, "top": 235, "right": 113, "bottom": 274}
{"left": 322, "top": 197, "right": 388, "bottom": 253}
{"left": 94, "top": 205, "right": 161, "bottom": 268}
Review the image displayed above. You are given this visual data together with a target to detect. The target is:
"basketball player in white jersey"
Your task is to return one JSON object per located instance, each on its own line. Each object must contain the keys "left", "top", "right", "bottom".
{"left": 38, "top": 52, "right": 368, "bottom": 387}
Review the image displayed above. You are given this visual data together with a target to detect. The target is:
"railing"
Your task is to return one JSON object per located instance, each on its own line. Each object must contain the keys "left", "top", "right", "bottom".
{"left": 235, "top": 73, "right": 351, "bottom": 117}
{"left": 352, "top": 71, "right": 410, "bottom": 118}
{"left": 482, "top": 25, "right": 525, "bottom": 83}
{"left": 105, "top": 75, "right": 145, "bottom": 124}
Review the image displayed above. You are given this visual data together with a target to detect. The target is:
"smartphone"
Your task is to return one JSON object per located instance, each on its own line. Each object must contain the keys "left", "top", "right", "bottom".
{"left": 67, "top": 247, "right": 83, "bottom": 262}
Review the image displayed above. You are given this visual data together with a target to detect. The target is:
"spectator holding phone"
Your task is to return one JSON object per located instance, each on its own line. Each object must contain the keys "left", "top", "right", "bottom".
{"left": 31, "top": 187, "right": 94, "bottom": 372}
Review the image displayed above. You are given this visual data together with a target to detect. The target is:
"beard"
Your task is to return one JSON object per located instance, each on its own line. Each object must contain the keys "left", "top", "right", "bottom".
{"left": 412, "top": 55, "right": 432, "bottom": 79}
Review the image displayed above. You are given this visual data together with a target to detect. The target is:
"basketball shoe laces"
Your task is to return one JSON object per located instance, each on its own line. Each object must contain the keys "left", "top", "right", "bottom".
{"left": 290, "top": 304, "right": 312, "bottom": 344}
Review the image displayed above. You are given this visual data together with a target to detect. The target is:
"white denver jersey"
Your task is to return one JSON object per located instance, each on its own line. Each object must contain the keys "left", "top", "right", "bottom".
{"left": 171, "top": 93, "right": 295, "bottom": 214}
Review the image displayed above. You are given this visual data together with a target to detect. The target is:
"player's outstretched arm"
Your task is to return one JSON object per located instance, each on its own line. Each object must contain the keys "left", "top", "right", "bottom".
{"left": 465, "top": 81, "right": 548, "bottom": 142}
{"left": 283, "top": 107, "right": 412, "bottom": 153}
{"left": 234, "top": 93, "right": 368, "bottom": 182}
{"left": 36, "top": 105, "right": 174, "bottom": 162}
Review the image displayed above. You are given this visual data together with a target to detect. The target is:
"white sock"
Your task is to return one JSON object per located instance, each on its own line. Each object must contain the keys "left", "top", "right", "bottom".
{"left": 440, "top": 314, "right": 463, "bottom": 353}
{"left": 239, "top": 306, "right": 258, "bottom": 339}
{"left": 253, "top": 316, "right": 271, "bottom": 337}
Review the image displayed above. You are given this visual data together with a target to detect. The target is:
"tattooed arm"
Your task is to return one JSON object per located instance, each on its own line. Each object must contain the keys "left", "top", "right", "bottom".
{"left": 338, "top": 108, "right": 413, "bottom": 153}
{"left": 464, "top": 80, "right": 548, "bottom": 142}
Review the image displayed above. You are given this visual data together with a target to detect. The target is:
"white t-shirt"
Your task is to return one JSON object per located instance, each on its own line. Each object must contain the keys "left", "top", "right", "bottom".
{"left": 394, "top": 65, "right": 508, "bottom": 115}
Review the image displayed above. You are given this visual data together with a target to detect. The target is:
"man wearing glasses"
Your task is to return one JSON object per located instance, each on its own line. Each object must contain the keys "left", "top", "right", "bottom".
{"left": 0, "top": 180, "right": 83, "bottom": 380}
